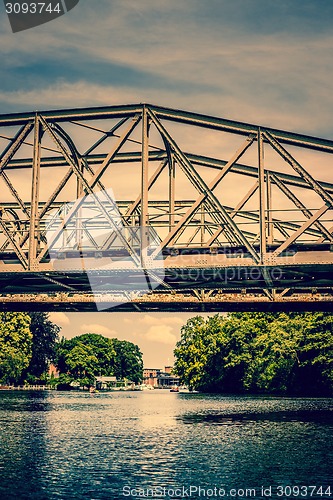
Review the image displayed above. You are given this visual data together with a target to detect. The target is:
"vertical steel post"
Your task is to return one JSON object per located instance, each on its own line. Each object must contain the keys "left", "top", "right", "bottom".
{"left": 266, "top": 171, "right": 273, "bottom": 244}
{"left": 29, "top": 114, "right": 42, "bottom": 270}
{"left": 201, "top": 204, "right": 205, "bottom": 245}
{"left": 169, "top": 156, "right": 175, "bottom": 232}
{"left": 141, "top": 105, "right": 149, "bottom": 264}
{"left": 258, "top": 128, "right": 266, "bottom": 263}
{"left": 76, "top": 162, "right": 84, "bottom": 249}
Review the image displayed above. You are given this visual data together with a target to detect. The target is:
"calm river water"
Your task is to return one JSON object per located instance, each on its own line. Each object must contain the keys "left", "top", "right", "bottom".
{"left": 0, "top": 391, "right": 332, "bottom": 500}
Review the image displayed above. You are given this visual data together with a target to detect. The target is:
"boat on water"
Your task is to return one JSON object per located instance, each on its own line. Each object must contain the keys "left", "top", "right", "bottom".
{"left": 134, "top": 384, "right": 154, "bottom": 391}
{"left": 178, "top": 386, "right": 199, "bottom": 394}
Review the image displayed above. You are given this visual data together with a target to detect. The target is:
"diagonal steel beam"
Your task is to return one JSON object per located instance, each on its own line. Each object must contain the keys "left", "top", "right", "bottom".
{"left": 206, "top": 181, "right": 259, "bottom": 245}
{"left": 0, "top": 170, "right": 30, "bottom": 218}
{"left": 38, "top": 118, "right": 139, "bottom": 260}
{"left": 0, "top": 123, "right": 34, "bottom": 219}
{"left": 125, "top": 160, "right": 167, "bottom": 218}
{"left": 0, "top": 211, "right": 28, "bottom": 269}
{"left": 150, "top": 104, "right": 333, "bottom": 153}
{"left": 148, "top": 108, "right": 260, "bottom": 262}
{"left": 38, "top": 120, "right": 123, "bottom": 221}
{"left": 0, "top": 122, "right": 34, "bottom": 171}
{"left": 89, "top": 115, "right": 141, "bottom": 191}
{"left": 100, "top": 160, "right": 168, "bottom": 253}
{"left": 37, "top": 116, "right": 141, "bottom": 265}
{"left": 54, "top": 122, "right": 123, "bottom": 215}
{"left": 166, "top": 133, "right": 255, "bottom": 246}
{"left": 82, "top": 117, "right": 129, "bottom": 156}
{"left": 264, "top": 131, "right": 333, "bottom": 208}
{"left": 318, "top": 225, "right": 333, "bottom": 243}
{"left": 271, "top": 173, "right": 333, "bottom": 242}
{"left": 272, "top": 204, "right": 330, "bottom": 257}
{"left": 39, "top": 274, "right": 77, "bottom": 291}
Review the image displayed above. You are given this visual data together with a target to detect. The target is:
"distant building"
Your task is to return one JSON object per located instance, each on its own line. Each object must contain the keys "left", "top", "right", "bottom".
{"left": 143, "top": 366, "right": 180, "bottom": 388}
{"left": 143, "top": 368, "right": 161, "bottom": 379}
{"left": 48, "top": 364, "right": 59, "bottom": 378}
{"left": 143, "top": 368, "right": 161, "bottom": 387}
{"left": 157, "top": 372, "right": 180, "bottom": 388}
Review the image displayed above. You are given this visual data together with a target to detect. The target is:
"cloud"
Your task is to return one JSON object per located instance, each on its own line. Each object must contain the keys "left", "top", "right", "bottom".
{"left": 80, "top": 323, "right": 117, "bottom": 336}
{"left": 125, "top": 314, "right": 184, "bottom": 327}
{"left": 48, "top": 312, "right": 70, "bottom": 325}
{"left": 143, "top": 325, "right": 177, "bottom": 345}
{"left": 123, "top": 314, "right": 182, "bottom": 345}
{"left": 1, "top": 1, "right": 333, "bottom": 136}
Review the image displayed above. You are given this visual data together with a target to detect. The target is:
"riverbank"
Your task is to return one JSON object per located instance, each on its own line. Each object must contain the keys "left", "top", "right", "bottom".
{"left": 0, "top": 385, "right": 51, "bottom": 390}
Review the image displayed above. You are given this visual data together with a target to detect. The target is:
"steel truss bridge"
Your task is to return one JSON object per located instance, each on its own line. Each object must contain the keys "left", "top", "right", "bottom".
{"left": 0, "top": 103, "right": 333, "bottom": 312}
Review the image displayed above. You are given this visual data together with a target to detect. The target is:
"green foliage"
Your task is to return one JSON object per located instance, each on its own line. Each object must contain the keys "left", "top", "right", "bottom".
{"left": 112, "top": 339, "right": 143, "bottom": 384}
{"left": 55, "top": 333, "right": 143, "bottom": 387}
{"left": 0, "top": 313, "right": 32, "bottom": 384}
{"left": 56, "top": 333, "right": 115, "bottom": 387}
{"left": 22, "top": 313, "right": 60, "bottom": 382}
{"left": 174, "top": 312, "right": 333, "bottom": 395}
{"left": 174, "top": 316, "right": 221, "bottom": 390}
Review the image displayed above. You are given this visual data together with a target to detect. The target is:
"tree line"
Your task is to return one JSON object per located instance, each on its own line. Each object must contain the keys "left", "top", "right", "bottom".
{"left": 2, "top": 311, "right": 332, "bottom": 395}
{"left": 174, "top": 312, "right": 333, "bottom": 395}
{"left": 56, "top": 334, "right": 143, "bottom": 388}
{"left": 0, "top": 312, "right": 143, "bottom": 387}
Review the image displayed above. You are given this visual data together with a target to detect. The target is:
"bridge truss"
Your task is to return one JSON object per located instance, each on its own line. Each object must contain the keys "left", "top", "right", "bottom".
{"left": 0, "top": 103, "right": 333, "bottom": 311}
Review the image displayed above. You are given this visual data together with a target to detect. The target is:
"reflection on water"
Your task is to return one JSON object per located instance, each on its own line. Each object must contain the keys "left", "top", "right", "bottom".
{"left": 0, "top": 391, "right": 332, "bottom": 499}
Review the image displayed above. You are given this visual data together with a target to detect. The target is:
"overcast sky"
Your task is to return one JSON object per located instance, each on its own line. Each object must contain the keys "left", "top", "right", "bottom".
{"left": 1, "top": 0, "right": 333, "bottom": 367}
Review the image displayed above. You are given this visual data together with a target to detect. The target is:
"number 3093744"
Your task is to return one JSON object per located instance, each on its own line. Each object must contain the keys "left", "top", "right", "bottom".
{"left": 5, "top": 3, "right": 62, "bottom": 14}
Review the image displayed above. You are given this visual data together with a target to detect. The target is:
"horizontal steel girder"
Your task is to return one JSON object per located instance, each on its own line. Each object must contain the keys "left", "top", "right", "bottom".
{"left": 0, "top": 289, "right": 332, "bottom": 312}
{"left": 1, "top": 103, "right": 333, "bottom": 152}
{"left": 5, "top": 152, "right": 333, "bottom": 194}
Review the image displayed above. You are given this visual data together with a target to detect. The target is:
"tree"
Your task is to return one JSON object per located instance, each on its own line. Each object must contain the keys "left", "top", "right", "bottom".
{"left": 56, "top": 334, "right": 116, "bottom": 375}
{"left": 294, "top": 313, "right": 333, "bottom": 395}
{"left": 22, "top": 313, "right": 60, "bottom": 383}
{"left": 0, "top": 313, "right": 32, "bottom": 385}
{"left": 112, "top": 339, "right": 143, "bottom": 384}
{"left": 244, "top": 313, "right": 303, "bottom": 393}
{"left": 64, "top": 343, "right": 99, "bottom": 387}
{"left": 55, "top": 333, "right": 144, "bottom": 387}
{"left": 174, "top": 313, "right": 333, "bottom": 395}
{"left": 56, "top": 333, "right": 116, "bottom": 387}
{"left": 174, "top": 315, "right": 223, "bottom": 390}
